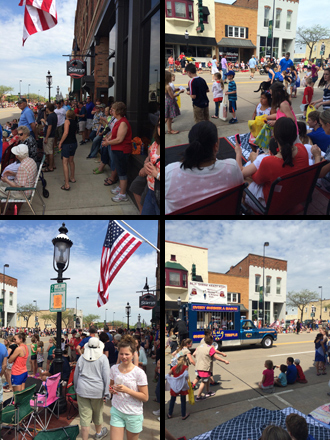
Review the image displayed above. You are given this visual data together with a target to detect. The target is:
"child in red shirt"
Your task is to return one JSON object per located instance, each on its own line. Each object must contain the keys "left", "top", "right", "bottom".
{"left": 167, "top": 356, "right": 190, "bottom": 420}
{"left": 302, "top": 76, "right": 314, "bottom": 119}
{"left": 294, "top": 358, "right": 308, "bottom": 383}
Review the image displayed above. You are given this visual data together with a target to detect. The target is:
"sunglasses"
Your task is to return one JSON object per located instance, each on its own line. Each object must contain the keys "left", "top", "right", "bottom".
{"left": 18, "top": 133, "right": 24, "bottom": 136}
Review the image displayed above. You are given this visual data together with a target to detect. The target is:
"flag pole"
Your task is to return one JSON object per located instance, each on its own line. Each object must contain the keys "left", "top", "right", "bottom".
{"left": 119, "top": 221, "right": 160, "bottom": 253}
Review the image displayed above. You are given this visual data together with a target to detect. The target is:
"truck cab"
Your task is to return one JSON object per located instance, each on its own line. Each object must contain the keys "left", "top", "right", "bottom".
{"left": 187, "top": 302, "right": 277, "bottom": 349}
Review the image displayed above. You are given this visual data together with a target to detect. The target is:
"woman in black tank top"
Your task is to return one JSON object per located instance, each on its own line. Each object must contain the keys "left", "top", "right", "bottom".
{"left": 58, "top": 110, "right": 78, "bottom": 190}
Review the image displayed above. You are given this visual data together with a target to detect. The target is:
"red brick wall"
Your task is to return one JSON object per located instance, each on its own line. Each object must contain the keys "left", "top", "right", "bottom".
{"left": 226, "top": 254, "right": 287, "bottom": 275}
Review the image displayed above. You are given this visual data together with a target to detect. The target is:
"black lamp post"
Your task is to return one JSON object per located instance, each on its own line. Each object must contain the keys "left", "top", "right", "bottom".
{"left": 51, "top": 223, "right": 73, "bottom": 375}
{"left": 46, "top": 71, "right": 53, "bottom": 102}
{"left": 125, "top": 302, "right": 131, "bottom": 331}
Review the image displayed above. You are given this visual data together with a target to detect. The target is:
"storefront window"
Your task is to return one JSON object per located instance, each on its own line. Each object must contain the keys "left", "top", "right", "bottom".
{"left": 108, "top": 24, "right": 116, "bottom": 99}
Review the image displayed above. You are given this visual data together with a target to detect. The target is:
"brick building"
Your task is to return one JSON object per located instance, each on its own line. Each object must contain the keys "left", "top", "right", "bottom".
{"left": 215, "top": 1, "right": 257, "bottom": 63}
{"left": 226, "top": 254, "right": 287, "bottom": 324}
{"left": 208, "top": 272, "right": 249, "bottom": 317}
{"left": 72, "top": 0, "right": 160, "bottom": 140}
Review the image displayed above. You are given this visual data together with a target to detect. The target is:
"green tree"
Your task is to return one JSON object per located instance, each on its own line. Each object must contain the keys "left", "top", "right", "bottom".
{"left": 17, "top": 303, "right": 39, "bottom": 328}
{"left": 296, "top": 25, "right": 330, "bottom": 60}
{"left": 287, "top": 289, "right": 320, "bottom": 323}
{"left": 0, "top": 85, "right": 14, "bottom": 103}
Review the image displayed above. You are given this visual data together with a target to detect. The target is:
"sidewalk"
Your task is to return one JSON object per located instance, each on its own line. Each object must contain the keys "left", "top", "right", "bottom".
{"left": 18, "top": 134, "right": 140, "bottom": 215}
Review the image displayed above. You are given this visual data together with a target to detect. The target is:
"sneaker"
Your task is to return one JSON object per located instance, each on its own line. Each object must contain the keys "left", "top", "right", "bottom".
{"left": 110, "top": 186, "right": 121, "bottom": 194}
{"left": 153, "top": 409, "right": 160, "bottom": 416}
{"left": 229, "top": 118, "right": 238, "bottom": 124}
{"left": 112, "top": 193, "right": 129, "bottom": 202}
{"left": 95, "top": 427, "right": 108, "bottom": 440}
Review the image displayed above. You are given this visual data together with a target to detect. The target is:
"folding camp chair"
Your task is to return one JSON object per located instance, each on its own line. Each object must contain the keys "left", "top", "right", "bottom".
{"left": 33, "top": 425, "right": 79, "bottom": 440}
{"left": 166, "top": 182, "right": 248, "bottom": 215}
{"left": 243, "top": 161, "right": 329, "bottom": 215}
{"left": 30, "top": 372, "right": 61, "bottom": 431}
{"left": 65, "top": 366, "right": 78, "bottom": 420}
{"left": 1, "top": 384, "right": 36, "bottom": 440}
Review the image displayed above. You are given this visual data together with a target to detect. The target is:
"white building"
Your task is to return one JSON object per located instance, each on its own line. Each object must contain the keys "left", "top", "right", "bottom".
{"left": 226, "top": 254, "right": 287, "bottom": 325}
{"left": 257, "top": 0, "right": 299, "bottom": 60}
{"left": 165, "top": 0, "right": 217, "bottom": 67}
{"left": 0, "top": 273, "right": 18, "bottom": 327}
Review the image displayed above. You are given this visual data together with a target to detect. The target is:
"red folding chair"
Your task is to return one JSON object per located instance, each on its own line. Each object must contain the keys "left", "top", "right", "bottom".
{"left": 315, "top": 184, "right": 330, "bottom": 215}
{"left": 243, "top": 161, "right": 329, "bottom": 215}
{"left": 166, "top": 182, "right": 248, "bottom": 215}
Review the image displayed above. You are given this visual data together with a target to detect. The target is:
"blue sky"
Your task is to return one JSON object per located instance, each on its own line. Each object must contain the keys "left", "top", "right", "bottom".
{"left": 0, "top": 0, "right": 76, "bottom": 98}
{"left": 166, "top": 220, "right": 330, "bottom": 302}
{"left": 0, "top": 220, "right": 159, "bottom": 326}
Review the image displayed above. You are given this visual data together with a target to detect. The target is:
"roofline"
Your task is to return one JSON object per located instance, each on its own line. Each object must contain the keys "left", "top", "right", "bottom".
{"left": 225, "top": 253, "right": 287, "bottom": 273}
{"left": 208, "top": 271, "right": 249, "bottom": 279}
{"left": 165, "top": 240, "right": 208, "bottom": 250}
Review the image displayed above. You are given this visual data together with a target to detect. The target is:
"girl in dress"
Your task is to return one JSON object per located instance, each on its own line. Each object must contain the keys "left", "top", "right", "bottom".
{"left": 165, "top": 70, "right": 182, "bottom": 134}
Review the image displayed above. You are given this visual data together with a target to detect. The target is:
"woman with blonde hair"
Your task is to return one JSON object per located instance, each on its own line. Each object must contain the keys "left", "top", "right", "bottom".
{"left": 58, "top": 109, "right": 78, "bottom": 190}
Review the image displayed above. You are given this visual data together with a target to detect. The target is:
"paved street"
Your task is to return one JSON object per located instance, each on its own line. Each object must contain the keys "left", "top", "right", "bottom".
{"left": 165, "top": 70, "right": 324, "bottom": 148}
{"left": 165, "top": 331, "right": 330, "bottom": 439}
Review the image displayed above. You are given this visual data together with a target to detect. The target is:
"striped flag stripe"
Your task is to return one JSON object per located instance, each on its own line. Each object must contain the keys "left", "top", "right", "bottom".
{"left": 19, "top": 0, "right": 57, "bottom": 46}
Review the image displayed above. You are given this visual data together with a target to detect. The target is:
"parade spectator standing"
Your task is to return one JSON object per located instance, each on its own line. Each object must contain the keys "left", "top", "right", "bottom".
{"left": 17, "top": 98, "right": 37, "bottom": 138}
{"left": 74, "top": 337, "right": 110, "bottom": 440}
{"left": 78, "top": 102, "right": 87, "bottom": 144}
{"left": 173, "top": 318, "right": 189, "bottom": 343}
{"left": 0, "top": 340, "right": 8, "bottom": 406}
{"left": 186, "top": 63, "right": 210, "bottom": 124}
{"left": 85, "top": 96, "right": 95, "bottom": 141}
{"left": 248, "top": 56, "right": 257, "bottom": 80}
{"left": 0, "top": 144, "right": 37, "bottom": 203}
{"left": 211, "top": 55, "right": 219, "bottom": 81}
{"left": 221, "top": 55, "right": 228, "bottom": 79}
{"left": 41, "top": 103, "right": 57, "bottom": 171}
{"left": 58, "top": 110, "right": 78, "bottom": 191}
{"left": 109, "top": 335, "right": 149, "bottom": 440}
{"left": 54, "top": 100, "right": 67, "bottom": 148}
{"left": 8, "top": 332, "right": 28, "bottom": 392}
{"left": 105, "top": 102, "right": 132, "bottom": 203}
{"left": 225, "top": 70, "right": 238, "bottom": 124}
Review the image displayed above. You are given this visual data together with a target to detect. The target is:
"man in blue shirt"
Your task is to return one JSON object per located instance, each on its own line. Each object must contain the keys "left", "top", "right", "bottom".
{"left": 286, "top": 357, "right": 297, "bottom": 384}
{"left": 17, "top": 98, "right": 37, "bottom": 138}
{"left": 248, "top": 56, "right": 257, "bottom": 80}
{"left": 279, "top": 52, "right": 294, "bottom": 74}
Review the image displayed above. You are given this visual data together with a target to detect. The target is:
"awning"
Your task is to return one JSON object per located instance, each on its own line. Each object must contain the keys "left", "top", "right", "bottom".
{"left": 218, "top": 38, "right": 256, "bottom": 48}
{"left": 166, "top": 33, "right": 217, "bottom": 46}
{"left": 238, "top": 303, "right": 249, "bottom": 312}
{"left": 81, "top": 75, "right": 95, "bottom": 93}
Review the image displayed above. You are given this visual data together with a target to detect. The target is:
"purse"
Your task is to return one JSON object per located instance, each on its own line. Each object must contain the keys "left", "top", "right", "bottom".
{"left": 254, "top": 123, "right": 274, "bottom": 150}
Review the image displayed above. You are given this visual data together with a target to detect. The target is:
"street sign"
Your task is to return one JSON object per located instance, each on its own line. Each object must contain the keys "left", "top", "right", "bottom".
{"left": 50, "top": 283, "right": 67, "bottom": 312}
{"left": 139, "top": 293, "right": 157, "bottom": 310}
{"left": 311, "top": 312, "right": 315, "bottom": 317}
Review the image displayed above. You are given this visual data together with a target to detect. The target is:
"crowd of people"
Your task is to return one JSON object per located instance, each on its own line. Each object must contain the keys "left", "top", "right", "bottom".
{"left": 0, "top": 96, "right": 160, "bottom": 215}
{"left": 165, "top": 52, "right": 330, "bottom": 214}
{"left": 0, "top": 323, "right": 161, "bottom": 439}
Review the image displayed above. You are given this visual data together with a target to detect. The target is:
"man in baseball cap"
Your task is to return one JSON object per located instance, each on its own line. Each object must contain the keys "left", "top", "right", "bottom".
{"left": 0, "top": 144, "right": 37, "bottom": 204}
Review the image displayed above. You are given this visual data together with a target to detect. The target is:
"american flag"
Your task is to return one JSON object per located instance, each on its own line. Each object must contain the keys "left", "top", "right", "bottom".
{"left": 19, "top": 0, "right": 58, "bottom": 46}
{"left": 97, "top": 221, "right": 142, "bottom": 308}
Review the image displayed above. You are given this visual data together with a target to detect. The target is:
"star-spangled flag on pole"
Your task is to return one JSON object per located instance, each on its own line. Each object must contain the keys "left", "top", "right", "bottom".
{"left": 19, "top": 0, "right": 58, "bottom": 46}
{"left": 97, "top": 221, "right": 143, "bottom": 308}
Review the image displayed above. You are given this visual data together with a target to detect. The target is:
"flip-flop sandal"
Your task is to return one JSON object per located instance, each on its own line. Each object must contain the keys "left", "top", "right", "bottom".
{"left": 182, "top": 413, "right": 190, "bottom": 420}
{"left": 61, "top": 185, "right": 70, "bottom": 191}
{"left": 93, "top": 169, "right": 104, "bottom": 174}
{"left": 104, "top": 178, "right": 117, "bottom": 186}
{"left": 43, "top": 168, "right": 54, "bottom": 172}
{"left": 69, "top": 179, "right": 76, "bottom": 183}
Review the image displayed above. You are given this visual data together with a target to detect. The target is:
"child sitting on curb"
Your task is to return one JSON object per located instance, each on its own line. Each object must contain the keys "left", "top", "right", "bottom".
{"left": 294, "top": 358, "right": 308, "bottom": 383}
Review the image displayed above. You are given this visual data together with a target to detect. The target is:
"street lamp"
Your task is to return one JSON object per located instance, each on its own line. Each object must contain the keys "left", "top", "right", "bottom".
{"left": 125, "top": 302, "right": 131, "bottom": 330}
{"left": 46, "top": 71, "right": 52, "bottom": 102}
{"left": 76, "top": 296, "right": 79, "bottom": 328}
{"left": 51, "top": 223, "right": 73, "bottom": 375}
{"left": 33, "top": 300, "right": 38, "bottom": 329}
{"left": 319, "top": 286, "right": 323, "bottom": 322}
{"left": 262, "top": 242, "right": 269, "bottom": 327}
{"left": 2, "top": 264, "right": 9, "bottom": 328}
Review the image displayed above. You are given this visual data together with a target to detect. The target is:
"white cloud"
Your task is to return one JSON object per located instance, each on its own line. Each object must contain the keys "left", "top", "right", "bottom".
{"left": 0, "top": 0, "right": 77, "bottom": 98}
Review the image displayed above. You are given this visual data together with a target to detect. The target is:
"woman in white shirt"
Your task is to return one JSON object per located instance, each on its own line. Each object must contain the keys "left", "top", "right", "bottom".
{"left": 165, "top": 120, "right": 243, "bottom": 214}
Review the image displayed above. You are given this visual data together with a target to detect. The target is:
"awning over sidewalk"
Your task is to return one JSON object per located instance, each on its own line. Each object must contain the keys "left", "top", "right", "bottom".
{"left": 218, "top": 38, "right": 256, "bottom": 48}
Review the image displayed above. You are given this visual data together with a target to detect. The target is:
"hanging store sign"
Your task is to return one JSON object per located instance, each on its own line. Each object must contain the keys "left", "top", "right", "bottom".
{"left": 67, "top": 59, "right": 86, "bottom": 78}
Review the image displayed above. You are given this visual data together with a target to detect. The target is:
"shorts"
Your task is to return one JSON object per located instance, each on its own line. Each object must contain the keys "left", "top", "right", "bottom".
{"left": 111, "top": 150, "right": 130, "bottom": 180}
{"left": 61, "top": 142, "right": 78, "bottom": 158}
{"left": 250, "top": 68, "right": 256, "bottom": 73}
{"left": 43, "top": 137, "right": 54, "bottom": 155}
{"left": 110, "top": 406, "right": 143, "bottom": 433}
{"left": 86, "top": 119, "right": 93, "bottom": 130}
{"left": 78, "top": 121, "right": 86, "bottom": 132}
{"left": 229, "top": 101, "right": 237, "bottom": 113}
{"left": 55, "top": 124, "right": 64, "bottom": 140}
{"left": 31, "top": 355, "right": 37, "bottom": 360}
{"left": 76, "top": 394, "right": 104, "bottom": 427}
{"left": 11, "top": 371, "right": 28, "bottom": 386}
